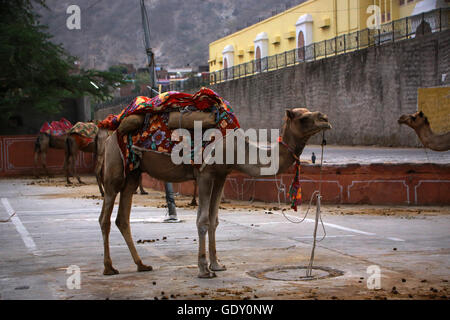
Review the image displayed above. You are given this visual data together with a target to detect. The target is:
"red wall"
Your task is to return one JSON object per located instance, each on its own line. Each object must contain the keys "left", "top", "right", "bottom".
{"left": 0, "top": 135, "right": 95, "bottom": 176}
{"left": 142, "top": 163, "right": 450, "bottom": 206}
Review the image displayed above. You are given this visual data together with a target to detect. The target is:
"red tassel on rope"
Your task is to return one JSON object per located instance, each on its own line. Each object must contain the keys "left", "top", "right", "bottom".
{"left": 288, "top": 160, "right": 302, "bottom": 211}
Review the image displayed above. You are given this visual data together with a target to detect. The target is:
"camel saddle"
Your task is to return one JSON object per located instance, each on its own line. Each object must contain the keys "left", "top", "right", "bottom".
{"left": 118, "top": 111, "right": 216, "bottom": 135}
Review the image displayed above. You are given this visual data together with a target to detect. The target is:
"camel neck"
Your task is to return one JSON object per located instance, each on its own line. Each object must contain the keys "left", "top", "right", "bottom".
{"left": 415, "top": 124, "right": 434, "bottom": 145}
{"left": 277, "top": 133, "right": 308, "bottom": 175}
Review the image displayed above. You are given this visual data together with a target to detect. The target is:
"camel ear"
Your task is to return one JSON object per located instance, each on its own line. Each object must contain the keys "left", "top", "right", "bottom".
{"left": 418, "top": 111, "right": 424, "bottom": 117}
{"left": 285, "top": 109, "right": 295, "bottom": 120}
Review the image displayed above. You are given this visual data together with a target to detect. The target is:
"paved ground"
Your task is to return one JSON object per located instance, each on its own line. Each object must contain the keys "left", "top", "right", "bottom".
{"left": 302, "top": 145, "right": 450, "bottom": 164}
{"left": 0, "top": 178, "right": 449, "bottom": 300}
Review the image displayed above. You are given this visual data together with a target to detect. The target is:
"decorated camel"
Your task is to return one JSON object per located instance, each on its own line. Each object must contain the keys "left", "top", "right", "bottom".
{"left": 34, "top": 118, "right": 73, "bottom": 177}
{"left": 398, "top": 111, "right": 450, "bottom": 151}
{"left": 97, "top": 89, "right": 331, "bottom": 278}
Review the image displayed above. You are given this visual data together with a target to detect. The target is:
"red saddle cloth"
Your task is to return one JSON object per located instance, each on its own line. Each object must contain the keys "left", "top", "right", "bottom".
{"left": 39, "top": 118, "right": 73, "bottom": 136}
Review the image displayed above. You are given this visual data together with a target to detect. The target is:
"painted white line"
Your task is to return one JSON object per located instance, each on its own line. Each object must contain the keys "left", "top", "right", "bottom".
{"left": 1, "top": 198, "right": 38, "bottom": 254}
{"left": 293, "top": 235, "right": 356, "bottom": 239}
{"left": 386, "top": 237, "right": 405, "bottom": 242}
{"left": 281, "top": 213, "right": 376, "bottom": 235}
{"left": 282, "top": 213, "right": 406, "bottom": 242}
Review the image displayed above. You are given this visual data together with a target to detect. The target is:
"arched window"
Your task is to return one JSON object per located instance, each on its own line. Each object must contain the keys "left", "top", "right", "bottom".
{"left": 297, "top": 31, "right": 305, "bottom": 61}
{"left": 255, "top": 46, "right": 261, "bottom": 72}
{"left": 295, "top": 14, "right": 313, "bottom": 61}
{"left": 253, "top": 32, "right": 268, "bottom": 72}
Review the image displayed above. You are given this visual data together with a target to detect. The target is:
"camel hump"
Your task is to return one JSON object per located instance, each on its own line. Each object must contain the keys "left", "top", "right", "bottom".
{"left": 117, "top": 114, "right": 145, "bottom": 135}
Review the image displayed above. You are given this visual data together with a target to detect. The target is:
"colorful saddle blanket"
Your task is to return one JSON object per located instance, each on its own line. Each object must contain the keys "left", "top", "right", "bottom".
{"left": 39, "top": 118, "right": 73, "bottom": 136}
{"left": 68, "top": 122, "right": 99, "bottom": 148}
{"left": 98, "top": 87, "right": 240, "bottom": 172}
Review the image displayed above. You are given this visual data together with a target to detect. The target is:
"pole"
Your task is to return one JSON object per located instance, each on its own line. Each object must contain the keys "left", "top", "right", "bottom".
{"left": 140, "top": 0, "right": 179, "bottom": 222}
{"left": 140, "top": 0, "right": 157, "bottom": 97}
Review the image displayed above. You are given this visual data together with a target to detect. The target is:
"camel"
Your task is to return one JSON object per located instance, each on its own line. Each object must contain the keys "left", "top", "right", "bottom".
{"left": 398, "top": 111, "right": 450, "bottom": 151}
{"left": 34, "top": 133, "right": 67, "bottom": 177}
{"left": 99, "top": 108, "right": 331, "bottom": 278}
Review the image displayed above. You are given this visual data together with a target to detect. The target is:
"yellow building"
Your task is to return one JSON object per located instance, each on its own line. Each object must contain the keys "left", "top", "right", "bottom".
{"left": 209, "top": 0, "right": 448, "bottom": 73}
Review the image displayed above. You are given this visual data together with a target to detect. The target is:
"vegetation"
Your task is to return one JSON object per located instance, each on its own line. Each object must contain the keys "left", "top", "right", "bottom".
{"left": 0, "top": 0, "right": 125, "bottom": 118}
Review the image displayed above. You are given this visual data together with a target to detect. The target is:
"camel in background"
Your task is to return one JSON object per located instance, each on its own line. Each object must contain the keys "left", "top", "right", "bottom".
{"left": 34, "top": 133, "right": 67, "bottom": 177}
{"left": 398, "top": 111, "right": 450, "bottom": 151}
{"left": 98, "top": 108, "right": 331, "bottom": 278}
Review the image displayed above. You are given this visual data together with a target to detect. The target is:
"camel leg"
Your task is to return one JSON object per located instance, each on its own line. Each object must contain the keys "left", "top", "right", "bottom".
{"left": 115, "top": 171, "right": 153, "bottom": 272}
{"left": 41, "top": 152, "right": 50, "bottom": 178}
{"left": 65, "top": 155, "right": 72, "bottom": 184}
{"left": 208, "top": 175, "right": 227, "bottom": 271}
{"left": 95, "top": 155, "right": 104, "bottom": 197}
{"left": 74, "top": 153, "right": 84, "bottom": 184}
{"left": 196, "top": 173, "right": 216, "bottom": 278}
{"left": 99, "top": 190, "right": 119, "bottom": 275}
{"left": 65, "top": 147, "right": 73, "bottom": 185}
{"left": 138, "top": 174, "right": 148, "bottom": 195}
{"left": 190, "top": 180, "right": 198, "bottom": 206}
{"left": 34, "top": 152, "right": 40, "bottom": 178}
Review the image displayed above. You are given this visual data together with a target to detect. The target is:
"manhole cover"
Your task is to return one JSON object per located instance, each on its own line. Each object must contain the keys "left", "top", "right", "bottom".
{"left": 248, "top": 265, "right": 343, "bottom": 281}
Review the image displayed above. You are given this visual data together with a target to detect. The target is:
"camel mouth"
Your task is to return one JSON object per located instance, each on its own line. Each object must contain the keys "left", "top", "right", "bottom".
{"left": 318, "top": 121, "right": 332, "bottom": 130}
{"left": 398, "top": 115, "right": 408, "bottom": 125}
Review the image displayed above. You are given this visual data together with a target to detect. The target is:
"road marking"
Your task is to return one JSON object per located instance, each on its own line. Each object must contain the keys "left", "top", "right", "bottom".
{"left": 386, "top": 237, "right": 405, "bottom": 242}
{"left": 282, "top": 213, "right": 406, "bottom": 242}
{"left": 293, "top": 235, "right": 356, "bottom": 239}
{"left": 282, "top": 213, "right": 376, "bottom": 235}
{"left": 1, "top": 198, "right": 38, "bottom": 254}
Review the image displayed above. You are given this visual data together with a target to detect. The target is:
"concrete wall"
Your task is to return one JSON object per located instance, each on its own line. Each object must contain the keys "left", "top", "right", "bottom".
{"left": 210, "top": 30, "right": 450, "bottom": 147}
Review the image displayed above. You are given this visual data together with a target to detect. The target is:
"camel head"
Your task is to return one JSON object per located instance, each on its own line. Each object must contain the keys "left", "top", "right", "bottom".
{"left": 284, "top": 108, "right": 332, "bottom": 140}
{"left": 398, "top": 111, "right": 429, "bottom": 129}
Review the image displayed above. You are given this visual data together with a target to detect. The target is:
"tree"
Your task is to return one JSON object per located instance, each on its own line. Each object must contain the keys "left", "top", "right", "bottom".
{"left": 0, "top": 0, "right": 124, "bottom": 118}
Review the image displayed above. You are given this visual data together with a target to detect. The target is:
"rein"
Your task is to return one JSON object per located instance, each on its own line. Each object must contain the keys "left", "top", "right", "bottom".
{"left": 278, "top": 136, "right": 302, "bottom": 211}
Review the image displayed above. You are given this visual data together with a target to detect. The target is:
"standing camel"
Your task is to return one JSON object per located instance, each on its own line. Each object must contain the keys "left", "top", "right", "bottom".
{"left": 34, "top": 133, "right": 67, "bottom": 177}
{"left": 99, "top": 107, "right": 331, "bottom": 278}
{"left": 65, "top": 122, "right": 99, "bottom": 186}
{"left": 398, "top": 111, "right": 450, "bottom": 151}
{"left": 34, "top": 118, "right": 73, "bottom": 177}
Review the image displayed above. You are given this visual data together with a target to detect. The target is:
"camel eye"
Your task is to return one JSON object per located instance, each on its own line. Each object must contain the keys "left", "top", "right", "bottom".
{"left": 411, "top": 116, "right": 416, "bottom": 121}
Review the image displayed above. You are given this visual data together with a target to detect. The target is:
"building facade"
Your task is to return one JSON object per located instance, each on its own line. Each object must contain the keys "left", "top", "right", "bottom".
{"left": 209, "top": 0, "right": 449, "bottom": 73}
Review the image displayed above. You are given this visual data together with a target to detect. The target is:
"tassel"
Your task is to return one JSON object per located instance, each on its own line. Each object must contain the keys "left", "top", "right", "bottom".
{"left": 288, "top": 160, "right": 302, "bottom": 211}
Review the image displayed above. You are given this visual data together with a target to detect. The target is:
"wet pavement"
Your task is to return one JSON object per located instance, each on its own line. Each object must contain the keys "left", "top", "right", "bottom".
{"left": 0, "top": 179, "right": 449, "bottom": 300}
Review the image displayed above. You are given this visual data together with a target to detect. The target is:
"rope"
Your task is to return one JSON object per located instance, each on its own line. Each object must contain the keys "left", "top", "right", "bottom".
{"left": 0, "top": 211, "right": 16, "bottom": 223}
{"left": 278, "top": 131, "right": 328, "bottom": 278}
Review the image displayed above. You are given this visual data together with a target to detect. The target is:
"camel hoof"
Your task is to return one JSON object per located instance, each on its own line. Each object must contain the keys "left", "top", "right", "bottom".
{"left": 140, "top": 191, "right": 148, "bottom": 195}
{"left": 210, "top": 263, "right": 226, "bottom": 271}
{"left": 103, "top": 267, "right": 119, "bottom": 276}
{"left": 78, "top": 180, "right": 86, "bottom": 185}
{"left": 137, "top": 264, "right": 153, "bottom": 272}
{"left": 198, "top": 271, "right": 217, "bottom": 279}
